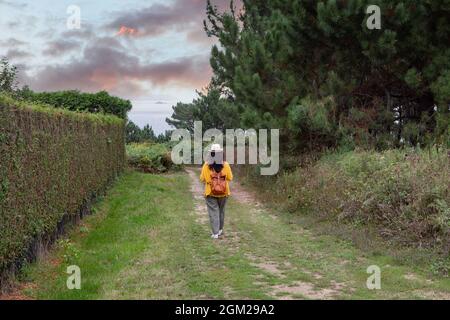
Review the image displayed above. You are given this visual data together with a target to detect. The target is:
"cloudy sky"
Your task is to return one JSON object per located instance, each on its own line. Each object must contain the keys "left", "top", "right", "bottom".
{"left": 0, "top": 0, "right": 233, "bottom": 133}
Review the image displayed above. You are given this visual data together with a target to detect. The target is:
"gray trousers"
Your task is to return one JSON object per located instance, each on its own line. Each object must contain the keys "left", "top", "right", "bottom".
{"left": 206, "top": 196, "right": 228, "bottom": 235}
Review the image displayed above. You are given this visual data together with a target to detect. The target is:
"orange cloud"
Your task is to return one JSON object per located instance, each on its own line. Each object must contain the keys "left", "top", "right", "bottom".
{"left": 115, "top": 26, "right": 139, "bottom": 37}
{"left": 90, "top": 68, "right": 119, "bottom": 91}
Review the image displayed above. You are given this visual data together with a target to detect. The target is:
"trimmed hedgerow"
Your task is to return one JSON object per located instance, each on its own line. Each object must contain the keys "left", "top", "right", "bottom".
{"left": 0, "top": 94, "right": 125, "bottom": 284}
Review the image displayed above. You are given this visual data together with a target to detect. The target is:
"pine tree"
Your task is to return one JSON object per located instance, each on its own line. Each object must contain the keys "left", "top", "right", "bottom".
{"left": 166, "top": 85, "right": 239, "bottom": 133}
{"left": 205, "top": 0, "right": 450, "bottom": 151}
{"left": 0, "top": 58, "right": 19, "bottom": 94}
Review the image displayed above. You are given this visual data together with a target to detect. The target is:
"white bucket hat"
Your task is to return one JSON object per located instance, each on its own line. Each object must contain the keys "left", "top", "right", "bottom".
{"left": 210, "top": 143, "right": 223, "bottom": 152}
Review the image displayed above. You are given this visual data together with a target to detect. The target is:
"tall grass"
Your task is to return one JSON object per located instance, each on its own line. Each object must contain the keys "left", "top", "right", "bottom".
{"left": 238, "top": 148, "right": 450, "bottom": 254}
{"left": 126, "top": 142, "right": 179, "bottom": 173}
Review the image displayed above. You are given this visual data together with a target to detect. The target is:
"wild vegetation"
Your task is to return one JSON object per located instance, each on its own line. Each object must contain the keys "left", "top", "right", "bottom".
{"left": 0, "top": 94, "right": 125, "bottom": 289}
{"left": 237, "top": 148, "right": 449, "bottom": 262}
{"left": 126, "top": 142, "right": 179, "bottom": 173}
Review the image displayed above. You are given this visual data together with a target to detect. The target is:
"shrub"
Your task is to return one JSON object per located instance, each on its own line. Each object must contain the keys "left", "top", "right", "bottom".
{"left": 0, "top": 94, "right": 125, "bottom": 286}
{"left": 126, "top": 142, "right": 178, "bottom": 173}
{"left": 237, "top": 148, "right": 450, "bottom": 253}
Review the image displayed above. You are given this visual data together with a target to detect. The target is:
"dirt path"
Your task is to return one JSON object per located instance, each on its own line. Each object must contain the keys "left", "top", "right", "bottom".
{"left": 186, "top": 168, "right": 349, "bottom": 299}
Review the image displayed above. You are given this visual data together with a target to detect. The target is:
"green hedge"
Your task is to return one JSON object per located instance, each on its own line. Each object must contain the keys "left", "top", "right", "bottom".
{"left": 0, "top": 95, "right": 125, "bottom": 283}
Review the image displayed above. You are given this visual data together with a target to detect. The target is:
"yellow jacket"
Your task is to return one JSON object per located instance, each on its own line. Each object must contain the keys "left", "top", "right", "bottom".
{"left": 200, "top": 162, "right": 233, "bottom": 197}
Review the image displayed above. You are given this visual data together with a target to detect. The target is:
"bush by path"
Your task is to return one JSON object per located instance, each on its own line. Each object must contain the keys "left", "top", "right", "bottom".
{"left": 237, "top": 148, "right": 450, "bottom": 263}
{"left": 126, "top": 142, "right": 179, "bottom": 173}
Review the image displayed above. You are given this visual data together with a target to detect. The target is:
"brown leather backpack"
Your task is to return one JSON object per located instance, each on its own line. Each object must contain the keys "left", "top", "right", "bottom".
{"left": 210, "top": 170, "right": 227, "bottom": 196}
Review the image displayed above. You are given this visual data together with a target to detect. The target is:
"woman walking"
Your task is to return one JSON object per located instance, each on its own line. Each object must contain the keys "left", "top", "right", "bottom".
{"left": 200, "top": 144, "right": 233, "bottom": 239}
